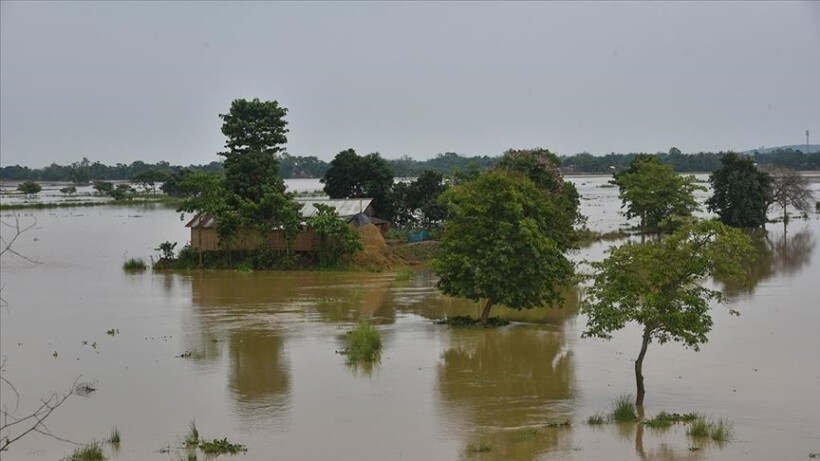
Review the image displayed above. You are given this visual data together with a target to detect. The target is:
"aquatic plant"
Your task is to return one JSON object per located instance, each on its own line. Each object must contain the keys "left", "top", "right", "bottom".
{"left": 466, "top": 443, "right": 493, "bottom": 453}
{"left": 587, "top": 413, "right": 607, "bottom": 425}
{"left": 107, "top": 426, "right": 120, "bottom": 445}
{"left": 122, "top": 258, "right": 147, "bottom": 272}
{"left": 434, "top": 315, "right": 510, "bottom": 328}
{"left": 686, "top": 415, "right": 733, "bottom": 442}
{"left": 184, "top": 420, "right": 199, "bottom": 449}
{"left": 199, "top": 438, "right": 247, "bottom": 455}
{"left": 64, "top": 442, "right": 105, "bottom": 461}
{"left": 344, "top": 321, "right": 382, "bottom": 364}
{"left": 393, "top": 267, "right": 416, "bottom": 282}
{"left": 609, "top": 394, "right": 637, "bottom": 422}
{"left": 643, "top": 411, "right": 699, "bottom": 429}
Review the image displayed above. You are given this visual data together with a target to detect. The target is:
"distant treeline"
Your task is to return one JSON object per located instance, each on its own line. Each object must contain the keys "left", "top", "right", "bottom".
{"left": 2, "top": 148, "right": 819, "bottom": 182}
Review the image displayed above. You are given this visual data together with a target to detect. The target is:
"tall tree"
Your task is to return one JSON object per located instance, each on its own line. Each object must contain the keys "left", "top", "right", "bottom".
{"left": 706, "top": 152, "right": 773, "bottom": 228}
{"left": 770, "top": 169, "right": 814, "bottom": 224}
{"left": 321, "top": 149, "right": 394, "bottom": 218}
{"left": 434, "top": 171, "right": 575, "bottom": 324}
{"left": 219, "top": 98, "right": 289, "bottom": 202}
{"left": 612, "top": 154, "right": 702, "bottom": 234}
{"left": 392, "top": 170, "right": 448, "bottom": 228}
{"left": 581, "top": 220, "right": 754, "bottom": 406}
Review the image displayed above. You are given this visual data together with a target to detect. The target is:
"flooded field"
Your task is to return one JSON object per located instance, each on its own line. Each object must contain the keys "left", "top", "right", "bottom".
{"left": 1, "top": 178, "right": 819, "bottom": 460}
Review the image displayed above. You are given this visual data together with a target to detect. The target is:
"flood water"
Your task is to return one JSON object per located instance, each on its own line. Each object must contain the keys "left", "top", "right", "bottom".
{"left": 1, "top": 177, "right": 819, "bottom": 460}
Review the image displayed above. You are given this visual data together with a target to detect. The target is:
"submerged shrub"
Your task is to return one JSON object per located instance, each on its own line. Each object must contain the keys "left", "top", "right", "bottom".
{"left": 344, "top": 321, "right": 382, "bottom": 364}
{"left": 122, "top": 258, "right": 147, "bottom": 272}
{"left": 587, "top": 413, "right": 607, "bottom": 425}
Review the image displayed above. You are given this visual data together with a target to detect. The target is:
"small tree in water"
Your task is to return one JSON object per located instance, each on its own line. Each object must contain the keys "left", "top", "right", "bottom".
{"left": 581, "top": 220, "right": 753, "bottom": 406}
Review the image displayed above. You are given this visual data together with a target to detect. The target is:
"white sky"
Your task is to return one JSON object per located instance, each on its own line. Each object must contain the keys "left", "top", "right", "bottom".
{"left": 2, "top": 1, "right": 819, "bottom": 168}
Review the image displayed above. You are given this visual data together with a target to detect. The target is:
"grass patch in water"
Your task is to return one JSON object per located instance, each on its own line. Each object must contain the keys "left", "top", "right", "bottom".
{"left": 467, "top": 443, "right": 493, "bottom": 453}
{"left": 343, "top": 321, "right": 382, "bottom": 364}
{"left": 643, "top": 411, "right": 699, "bottom": 429}
{"left": 686, "top": 416, "right": 732, "bottom": 442}
{"left": 64, "top": 442, "right": 105, "bottom": 461}
{"left": 587, "top": 413, "right": 607, "bottom": 425}
{"left": 609, "top": 394, "right": 637, "bottom": 422}
{"left": 393, "top": 267, "right": 416, "bottom": 282}
{"left": 434, "top": 315, "right": 511, "bottom": 328}
{"left": 199, "top": 438, "right": 247, "bottom": 455}
{"left": 107, "top": 426, "right": 121, "bottom": 446}
{"left": 183, "top": 420, "right": 199, "bottom": 449}
{"left": 123, "top": 258, "right": 147, "bottom": 272}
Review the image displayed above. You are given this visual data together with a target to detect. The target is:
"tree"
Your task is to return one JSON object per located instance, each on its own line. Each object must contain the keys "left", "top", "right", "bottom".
{"left": 131, "top": 170, "right": 169, "bottom": 194}
{"left": 59, "top": 185, "right": 77, "bottom": 195}
{"left": 92, "top": 180, "right": 114, "bottom": 195}
{"left": 707, "top": 152, "right": 773, "bottom": 228}
{"left": 434, "top": 171, "right": 575, "bottom": 324}
{"left": 321, "top": 149, "right": 394, "bottom": 218}
{"left": 392, "top": 170, "right": 448, "bottom": 228}
{"left": 219, "top": 98, "right": 289, "bottom": 202}
{"left": 581, "top": 220, "right": 754, "bottom": 406}
{"left": 770, "top": 169, "right": 814, "bottom": 224}
{"left": 612, "top": 155, "right": 702, "bottom": 234}
{"left": 307, "top": 203, "right": 362, "bottom": 268}
{"left": 16, "top": 181, "right": 41, "bottom": 196}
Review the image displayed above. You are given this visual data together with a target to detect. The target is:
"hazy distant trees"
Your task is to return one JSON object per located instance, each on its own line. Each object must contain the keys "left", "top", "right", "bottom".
{"left": 16, "top": 181, "right": 41, "bottom": 196}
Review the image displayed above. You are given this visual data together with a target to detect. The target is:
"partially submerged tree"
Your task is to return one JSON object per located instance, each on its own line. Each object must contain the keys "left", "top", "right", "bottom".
{"left": 16, "top": 181, "right": 41, "bottom": 196}
{"left": 612, "top": 154, "right": 702, "bottom": 234}
{"left": 707, "top": 152, "right": 772, "bottom": 228}
{"left": 581, "top": 220, "right": 754, "bottom": 406}
{"left": 434, "top": 170, "right": 576, "bottom": 324}
{"left": 770, "top": 169, "right": 814, "bottom": 224}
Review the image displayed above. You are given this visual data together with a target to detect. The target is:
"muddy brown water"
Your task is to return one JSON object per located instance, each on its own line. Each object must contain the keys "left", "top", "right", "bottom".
{"left": 1, "top": 178, "right": 819, "bottom": 460}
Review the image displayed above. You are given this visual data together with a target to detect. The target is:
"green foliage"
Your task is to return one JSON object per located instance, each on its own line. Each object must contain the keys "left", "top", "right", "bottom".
{"left": 307, "top": 203, "right": 362, "bottom": 268}
{"left": 393, "top": 267, "right": 416, "bottom": 282}
{"left": 612, "top": 154, "right": 703, "bottom": 233}
{"left": 110, "top": 184, "right": 135, "bottom": 201}
{"left": 155, "top": 241, "right": 177, "bottom": 260}
{"left": 344, "top": 321, "right": 382, "bottom": 364}
{"left": 107, "top": 426, "right": 121, "bottom": 445}
{"left": 131, "top": 170, "right": 169, "bottom": 193}
{"left": 433, "top": 315, "right": 510, "bottom": 328}
{"left": 707, "top": 152, "right": 773, "bottom": 228}
{"left": 643, "top": 411, "right": 699, "bottom": 428}
{"left": 392, "top": 170, "right": 448, "bottom": 228}
{"left": 466, "top": 443, "right": 494, "bottom": 453}
{"left": 219, "top": 98, "right": 288, "bottom": 203}
{"left": 123, "top": 258, "right": 147, "bottom": 272}
{"left": 587, "top": 413, "right": 607, "bottom": 425}
{"left": 686, "top": 417, "right": 732, "bottom": 442}
{"left": 434, "top": 170, "right": 576, "bottom": 324}
{"left": 582, "top": 220, "right": 754, "bottom": 405}
{"left": 198, "top": 438, "right": 247, "bottom": 455}
{"left": 321, "top": 149, "right": 394, "bottom": 218}
{"left": 93, "top": 181, "right": 114, "bottom": 195}
{"left": 60, "top": 185, "right": 77, "bottom": 195}
{"left": 64, "top": 442, "right": 105, "bottom": 461}
{"left": 609, "top": 394, "right": 637, "bottom": 422}
{"left": 17, "top": 181, "right": 42, "bottom": 195}
{"left": 184, "top": 420, "right": 199, "bottom": 449}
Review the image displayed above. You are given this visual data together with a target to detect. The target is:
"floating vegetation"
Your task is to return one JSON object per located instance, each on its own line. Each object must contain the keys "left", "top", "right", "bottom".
{"left": 393, "top": 267, "right": 416, "bottom": 282}
{"left": 686, "top": 416, "right": 733, "bottom": 442}
{"left": 107, "top": 426, "right": 121, "bottom": 446}
{"left": 184, "top": 420, "right": 200, "bottom": 449}
{"left": 199, "top": 438, "right": 247, "bottom": 455}
{"left": 64, "top": 442, "right": 105, "bottom": 461}
{"left": 466, "top": 443, "right": 494, "bottom": 453}
{"left": 434, "top": 315, "right": 511, "bottom": 328}
{"left": 122, "top": 258, "right": 147, "bottom": 272}
{"left": 587, "top": 413, "right": 607, "bottom": 425}
{"left": 343, "top": 321, "right": 382, "bottom": 364}
{"left": 75, "top": 381, "right": 98, "bottom": 396}
{"left": 106, "top": 328, "right": 119, "bottom": 336}
{"left": 176, "top": 351, "right": 200, "bottom": 359}
{"left": 643, "top": 411, "right": 699, "bottom": 429}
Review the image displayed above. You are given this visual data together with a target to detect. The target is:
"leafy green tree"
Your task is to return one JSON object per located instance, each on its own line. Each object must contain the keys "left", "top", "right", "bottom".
{"left": 93, "top": 180, "right": 114, "bottom": 195}
{"left": 59, "top": 185, "right": 77, "bottom": 195}
{"left": 321, "top": 149, "right": 394, "bottom": 218}
{"left": 17, "top": 181, "right": 41, "bottom": 196}
{"left": 307, "top": 203, "right": 362, "bottom": 268}
{"left": 392, "top": 170, "right": 448, "bottom": 228}
{"left": 496, "top": 148, "right": 584, "bottom": 233}
{"left": 581, "top": 220, "right": 754, "bottom": 406}
{"left": 131, "top": 170, "right": 169, "bottom": 194}
{"left": 770, "top": 169, "right": 814, "bottom": 224}
{"left": 110, "top": 183, "right": 135, "bottom": 201}
{"left": 612, "top": 155, "right": 702, "bottom": 234}
{"left": 219, "top": 98, "right": 289, "bottom": 202}
{"left": 707, "top": 152, "right": 773, "bottom": 228}
{"left": 434, "top": 171, "right": 575, "bottom": 324}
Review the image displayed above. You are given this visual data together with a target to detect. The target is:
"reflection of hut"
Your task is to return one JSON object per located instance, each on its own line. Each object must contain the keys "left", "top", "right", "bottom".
{"left": 186, "top": 198, "right": 390, "bottom": 252}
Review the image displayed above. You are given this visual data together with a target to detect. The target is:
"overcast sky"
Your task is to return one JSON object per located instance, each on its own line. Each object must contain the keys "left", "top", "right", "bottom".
{"left": 2, "top": 1, "right": 819, "bottom": 168}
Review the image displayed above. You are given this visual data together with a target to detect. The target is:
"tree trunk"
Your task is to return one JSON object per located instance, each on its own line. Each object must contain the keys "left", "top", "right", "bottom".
{"left": 480, "top": 299, "right": 495, "bottom": 325}
{"left": 635, "top": 327, "right": 651, "bottom": 407}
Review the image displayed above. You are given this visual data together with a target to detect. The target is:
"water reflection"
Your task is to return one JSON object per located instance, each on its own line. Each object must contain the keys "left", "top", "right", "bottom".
{"left": 437, "top": 326, "right": 575, "bottom": 461}
{"left": 719, "top": 226, "right": 816, "bottom": 298}
{"left": 226, "top": 328, "right": 290, "bottom": 421}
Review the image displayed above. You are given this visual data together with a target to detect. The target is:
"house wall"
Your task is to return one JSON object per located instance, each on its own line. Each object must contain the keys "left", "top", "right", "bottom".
{"left": 191, "top": 227, "right": 321, "bottom": 252}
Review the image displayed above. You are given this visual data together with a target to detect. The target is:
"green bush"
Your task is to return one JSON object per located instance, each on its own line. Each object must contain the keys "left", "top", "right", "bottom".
{"left": 609, "top": 394, "right": 637, "bottom": 422}
{"left": 17, "top": 181, "right": 42, "bottom": 195}
{"left": 344, "top": 321, "right": 382, "bottom": 364}
{"left": 64, "top": 442, "right": 105, "bottom": 461}
{"left": 122, "top": 258, "right": 147, "bottom": 272}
